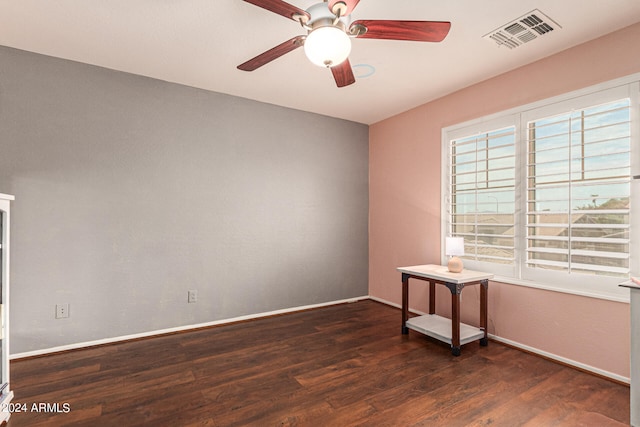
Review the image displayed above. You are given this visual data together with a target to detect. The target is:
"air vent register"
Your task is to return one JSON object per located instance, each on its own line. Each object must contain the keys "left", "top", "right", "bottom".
{"left": 484, "top": 9, "right": 561, "bottom": 49}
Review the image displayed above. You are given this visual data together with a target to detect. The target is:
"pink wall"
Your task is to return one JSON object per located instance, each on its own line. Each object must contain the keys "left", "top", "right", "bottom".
{"left": 369, "top": 23, "right": 640, "bottom": 379}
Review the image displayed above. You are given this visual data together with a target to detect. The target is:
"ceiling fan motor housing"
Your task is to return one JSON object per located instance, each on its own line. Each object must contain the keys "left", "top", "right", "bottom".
{"left": 303, "top": 3, "right": 350, "bottom": 31}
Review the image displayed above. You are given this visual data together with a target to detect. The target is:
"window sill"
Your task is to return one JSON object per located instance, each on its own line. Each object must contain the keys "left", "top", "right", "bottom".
{"left": 490, "top": 274, "right": 630, "bottom": 303}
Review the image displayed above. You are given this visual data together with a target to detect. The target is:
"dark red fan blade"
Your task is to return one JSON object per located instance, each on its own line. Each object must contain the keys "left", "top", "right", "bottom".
{"left": 351, "top": 20, "right": 451, "bottom": 42}
{"left": 328, "top": 0, "right": 361, "bottom": 16}
{"left": 237, "top": 36, "right": 304, "bottom": 71}
{"left": 242, "top": 0, "right": 310, "bottom": 21}
{"left": 331, "top": 59, "right": 355, "bottom": 88}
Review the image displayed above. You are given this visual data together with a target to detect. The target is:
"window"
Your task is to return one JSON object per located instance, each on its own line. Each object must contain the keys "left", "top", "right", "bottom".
{"left": 449, "top": 127, "right": 516, "bottom": 266}
{"left": 526, "top": 99, "right": 631, "bottom": 278}
{"left": 442, "top": 77, "right": 640, "bottom": 301}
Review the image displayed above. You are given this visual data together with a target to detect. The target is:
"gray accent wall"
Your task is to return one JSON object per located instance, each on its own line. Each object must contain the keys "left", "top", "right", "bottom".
{"left": 0, "top": 47, "right": 369, "bottom": 354}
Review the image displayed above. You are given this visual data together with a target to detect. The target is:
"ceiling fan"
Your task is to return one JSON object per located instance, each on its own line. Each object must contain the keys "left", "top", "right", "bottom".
{"left": 237, "top": 0, "right": 451, "bottom": 88}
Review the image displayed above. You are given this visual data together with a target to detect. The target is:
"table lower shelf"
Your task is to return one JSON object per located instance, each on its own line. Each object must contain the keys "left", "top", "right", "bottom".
{"left": 406, "top": 314, "right": 485, "bottom": 346}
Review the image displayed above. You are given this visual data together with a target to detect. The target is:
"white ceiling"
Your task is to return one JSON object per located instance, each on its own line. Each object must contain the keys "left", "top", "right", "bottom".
{"left": 1, "top": 1, "right": 640, "bottom": 124}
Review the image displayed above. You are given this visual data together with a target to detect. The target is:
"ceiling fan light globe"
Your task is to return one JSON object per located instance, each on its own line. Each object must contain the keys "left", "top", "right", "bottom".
{"left": 304, "top": 26, "right": 351, "bottom": 68}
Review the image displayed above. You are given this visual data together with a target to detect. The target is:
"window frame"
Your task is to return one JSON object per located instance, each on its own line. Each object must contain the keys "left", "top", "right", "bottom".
{"left": 441, "top": 74, "right": 640, "bottom": 302}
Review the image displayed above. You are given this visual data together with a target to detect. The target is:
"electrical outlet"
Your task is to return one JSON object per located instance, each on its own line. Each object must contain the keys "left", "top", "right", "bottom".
{"left": 188, "top": 290, "right": 197, "bottom": 303}
{"left": 55, "top": 303, "right": 70, "bottom": 319}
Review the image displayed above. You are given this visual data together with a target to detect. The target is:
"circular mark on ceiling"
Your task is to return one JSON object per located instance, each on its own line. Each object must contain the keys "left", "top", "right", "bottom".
{"left": 352, "top": 63, "right": 376, "bottom": 78}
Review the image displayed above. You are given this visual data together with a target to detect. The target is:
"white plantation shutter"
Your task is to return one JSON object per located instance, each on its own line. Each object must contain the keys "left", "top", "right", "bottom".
{"left": 449, "top": 127, "right": 516, "bottom": 265}
{"left": 525, "top": 99, "right": 631, "bottom": 278}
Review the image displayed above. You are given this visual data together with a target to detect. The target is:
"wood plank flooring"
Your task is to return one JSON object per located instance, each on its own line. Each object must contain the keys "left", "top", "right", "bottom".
{"left": 6, "top": 300, "right": 630, "bottom": 426}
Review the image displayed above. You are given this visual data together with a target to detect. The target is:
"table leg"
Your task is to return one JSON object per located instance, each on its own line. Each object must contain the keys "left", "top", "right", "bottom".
{"left": 451, "top": 285, "right": 461, "bottom": 356}
{"left": 480, "top": 279, "right": 489, "bottom": 346}
{"left": 429, "top": 281, "right": 436, "bottom": 315}
{"left": 401, "top": 273, "right": 409, "bottom": 334}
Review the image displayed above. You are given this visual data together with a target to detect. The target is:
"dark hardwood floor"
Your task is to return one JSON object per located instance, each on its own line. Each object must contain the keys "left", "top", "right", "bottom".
{"left": 6, "top": 300, "right": 630, "bottom": 426}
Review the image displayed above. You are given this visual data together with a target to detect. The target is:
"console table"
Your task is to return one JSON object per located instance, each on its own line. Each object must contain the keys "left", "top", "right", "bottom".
{"left": 398, "top": 264, "right": 493, "bottom": 356}
{"left": 620, "top": 280, "right": 639, "bottom": 427}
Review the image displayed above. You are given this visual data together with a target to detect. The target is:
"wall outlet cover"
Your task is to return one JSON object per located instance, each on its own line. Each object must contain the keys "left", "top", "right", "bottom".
{"left": 55, "top": 303, "right": 70, "bottom": 319}
{"left": 188, "top": 290, "right": 197, "bottom": 303}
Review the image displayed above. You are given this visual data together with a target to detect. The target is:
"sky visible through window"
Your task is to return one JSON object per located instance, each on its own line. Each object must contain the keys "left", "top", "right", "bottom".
{"left": 528, "top": 99, "right": 630, "bottom": 213}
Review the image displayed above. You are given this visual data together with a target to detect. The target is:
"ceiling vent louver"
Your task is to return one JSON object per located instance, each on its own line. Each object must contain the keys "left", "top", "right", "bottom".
{"left": 484, "top": 9, "right": 561, "bottom": 49}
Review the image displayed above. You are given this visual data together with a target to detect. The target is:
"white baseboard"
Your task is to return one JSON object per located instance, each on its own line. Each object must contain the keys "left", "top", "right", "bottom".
{"left": 489, "top": 335, "right": 629, "bottom": 384}
{"left": 370, "top": 295, "right": 401, "bottom": 309}
{"left": 10, "top": 295, "right": 369, "bottom": 360}
{"left": 369, "top": 295, "right": 630, "bottom": 384}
